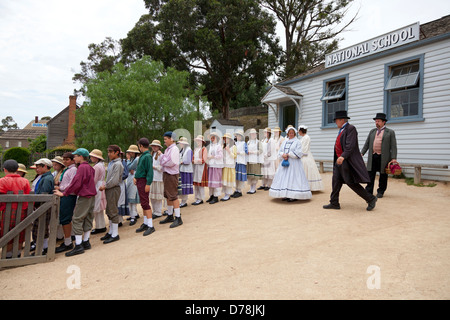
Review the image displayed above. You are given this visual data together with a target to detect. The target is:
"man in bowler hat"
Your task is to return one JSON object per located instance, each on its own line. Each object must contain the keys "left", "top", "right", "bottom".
{"left": 323, "top": 110, "right": 377, "bottom": 211}
{"left": 361, "top": 113, "right": 397, "bottom": 198}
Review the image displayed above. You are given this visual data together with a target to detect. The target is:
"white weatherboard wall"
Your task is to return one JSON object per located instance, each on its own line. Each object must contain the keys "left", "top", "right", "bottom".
{"left": 268, "top": 38, "right": 450, "bottom": 181}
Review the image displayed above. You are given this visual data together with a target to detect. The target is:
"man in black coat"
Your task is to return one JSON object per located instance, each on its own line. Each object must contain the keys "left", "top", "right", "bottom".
{"left": 323, "top": 110, "right": 377, "bottom": 211}
{"left": 361, "top": 113, "right": 397, "bottom": 198}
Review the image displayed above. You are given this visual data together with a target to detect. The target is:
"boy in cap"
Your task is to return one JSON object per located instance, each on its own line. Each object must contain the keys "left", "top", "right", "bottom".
{"left": 54, "top": 148, "right": 96, "bottom": 256}
{"left": 134, "top": 137, "right": 155, "bottom": 236}
{"left": 158, "top": 131, "right": 183, "bottom": 228}
{"left": 32, "top": 158, "right": 54, "bottom": 255}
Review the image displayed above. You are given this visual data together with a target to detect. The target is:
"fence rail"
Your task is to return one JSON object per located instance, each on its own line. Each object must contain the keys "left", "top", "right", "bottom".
{"left": 0, "top": 192, "right": 60, "bottom": 269}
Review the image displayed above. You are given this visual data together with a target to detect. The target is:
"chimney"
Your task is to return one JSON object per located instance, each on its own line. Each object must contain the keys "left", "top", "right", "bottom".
{"left": 65, "top": 95, "right": 77, "bottom": 145}
{"left": 35, "top": 116, "right": 39, "bottom": 123}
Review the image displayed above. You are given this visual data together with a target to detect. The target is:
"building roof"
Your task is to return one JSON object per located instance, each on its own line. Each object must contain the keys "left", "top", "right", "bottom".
{"left": 280, "top": 14, "right": 450, "bottom": 85}
{"left": 212, "top": 119, "right": 243, "bottom": 126}
{"left": 0, "top": 129, "right": 46, "bottom": 140}
{"left": 23, "top": 120, "right": 48, "bottom": 130}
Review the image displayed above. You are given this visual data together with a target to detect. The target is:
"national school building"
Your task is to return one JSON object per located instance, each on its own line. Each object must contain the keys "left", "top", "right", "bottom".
{"left": 262, "top": 15, "right": 450, "bottom": 181}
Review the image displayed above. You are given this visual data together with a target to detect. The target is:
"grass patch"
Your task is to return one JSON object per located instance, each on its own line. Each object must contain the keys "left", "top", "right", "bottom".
{"left": 405, "top": 177, "right": 437, "bottom": 187}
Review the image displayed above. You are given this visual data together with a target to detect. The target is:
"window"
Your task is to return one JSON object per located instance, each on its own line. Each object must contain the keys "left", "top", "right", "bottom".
{"left": 321, "top": 75, "right": 348, "bottom": 127}
{"left": 384, "top": 55, "right": 424, "bottom": 122}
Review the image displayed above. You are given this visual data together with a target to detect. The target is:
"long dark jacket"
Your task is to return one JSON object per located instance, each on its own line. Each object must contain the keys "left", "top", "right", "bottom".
{"left": 361, "top": 127, "right": 397, "bottom": 171}
{"left": 334, "top": 123, "right": 370, "bottom": 184}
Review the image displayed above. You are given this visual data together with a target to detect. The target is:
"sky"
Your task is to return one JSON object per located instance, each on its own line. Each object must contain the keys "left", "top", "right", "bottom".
{"left": 1, "top": 0, "right": 449, "bottom": 129}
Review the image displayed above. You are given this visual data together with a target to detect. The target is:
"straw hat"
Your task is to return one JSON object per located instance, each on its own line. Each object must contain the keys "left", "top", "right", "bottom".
{"left": 126, "top": 145, "right": 140, "bottom": 154}
{"left": 177, "top": 137, "right": 190, "bottom": 145}
{"left": 17, "top": 163, "right": 28, "bottom": 174}
{"left": 264, "top": 127, "right": 271, "bottom": 132}
{"left": 272, "top": 126, "right": 281, "bottom": 132}
{"left": 89, "top": 149, "right": 104, "bottom": 161}
{"left": 209, "top": 132, "right": 221, "bottom": 139}
{"left": 223, "top": 133, "right": 233, "bottom": 139}
{"left": 51, "top": 156, "right": 64, "bottom": 166}
{"left": 235, "top": 130, "right": 245, "bottom": 137}
{"left": 248, "top": 128, "right": 257, "bottom": 135}
{"left": 150, "top": 139, "right": 162, "bottom": 148}
{"left": 194, "top": 135, "right": 205, "bottom": 142}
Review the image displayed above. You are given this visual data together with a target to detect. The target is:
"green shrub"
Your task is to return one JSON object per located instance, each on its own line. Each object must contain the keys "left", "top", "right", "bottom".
{"left": 4, "top": 147, "right": 31, "bottom": 166}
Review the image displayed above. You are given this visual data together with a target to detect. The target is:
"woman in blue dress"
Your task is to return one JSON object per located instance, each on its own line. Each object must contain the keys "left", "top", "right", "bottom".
{"left": 269, "top": 126, "right": 312, "bottom": 202}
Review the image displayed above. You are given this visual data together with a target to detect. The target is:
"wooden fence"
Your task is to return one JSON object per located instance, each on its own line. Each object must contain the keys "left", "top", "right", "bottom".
{"left": 0, "top": 192, "right": 59, "bottom": 269}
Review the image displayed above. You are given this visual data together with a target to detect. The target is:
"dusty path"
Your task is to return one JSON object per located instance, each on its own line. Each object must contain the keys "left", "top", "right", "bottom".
{"left": 1, "top": 172, "right": 449, "bottom": 300}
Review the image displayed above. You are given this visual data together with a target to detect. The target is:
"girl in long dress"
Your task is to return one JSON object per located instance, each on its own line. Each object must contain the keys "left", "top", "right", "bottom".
{"left": 221, "top": 133, "right": 237, "bottom": 201}
{"left": 269, "top": 126, "right": 312, "bottom": 202}
{"left": 192, "top": 135, "right": 208, "bottom": 205}
{"left": 126, "top": 145, "right": 140, "bottom": 225}
{"left": 260, "top": 127, "right": 277, "bottom": 191}
{"left": 206, "top": 132, "right": 223, "bottom": 204}
{"left": 298, "top": 125, "right": 324, "bottom": 191}
{"left": 178, "top": 137, "right": 194, "bottom": 208}
{"left": 246, "top": 128, "right": 263, "bottom": 194}
{"left": 272, "top": 127, "right": 285, "bottom": 168}
{"left": 232, "top": 130, "right": 247, "bottom": 198}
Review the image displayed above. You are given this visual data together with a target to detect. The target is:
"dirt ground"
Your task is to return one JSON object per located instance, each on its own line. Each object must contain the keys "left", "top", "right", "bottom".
{"left": 1, "top": 172, "right": 449, "bottom": 300}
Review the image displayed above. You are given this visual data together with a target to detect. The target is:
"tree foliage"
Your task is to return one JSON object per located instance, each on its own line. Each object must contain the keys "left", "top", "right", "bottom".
{"left": 259, "top": 0, "right": 357, "bottom": 79}
{"left": 1, "top": 116, "right": 19, "bottom": 132}
{"left": 75, "top": 56, "right": 201, "bottom": 152}
{"left": 122, "top": 0, "right": 282, "bottom": 119}
{"left": 72, "top": 37, "right": 122, "bottom": 96}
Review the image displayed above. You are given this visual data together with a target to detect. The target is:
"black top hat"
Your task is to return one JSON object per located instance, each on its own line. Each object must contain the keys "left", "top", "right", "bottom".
{"left": 333, "top": 110, "right": 350, "bottom": 120}
{"left": 373, "top": 113, "right": 387, "bottom": 121}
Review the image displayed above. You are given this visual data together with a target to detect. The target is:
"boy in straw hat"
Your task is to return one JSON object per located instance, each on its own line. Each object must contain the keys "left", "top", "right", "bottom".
{"left": 231, "top": 129, "right": 247, "bottom": 198}
{"left": 89, "top": 149, "right": 107, "bottom": 235}
{"left": 54, "top": 148, "right": 96, "bottom": 256}
{"left": 192, "top": 135, "right": 208, "bottom": 205}
{"left": 158, "top": 131, "right": 183, "bottom": 228}
{"left": 134, "top": 138, "right": 155, "bottom": 236}
{"left": 177, "top": 136, "right": 193, "bottom": 207}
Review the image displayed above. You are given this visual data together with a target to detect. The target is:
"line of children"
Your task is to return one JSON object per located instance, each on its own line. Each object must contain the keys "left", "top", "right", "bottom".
{"left": 5, "top": 127, "right": 314, "bottom": 259}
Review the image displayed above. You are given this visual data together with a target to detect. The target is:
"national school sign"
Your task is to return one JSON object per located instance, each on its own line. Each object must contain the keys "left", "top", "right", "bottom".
{"left": 325, "top": 22, "right": 420, "bottom": 68}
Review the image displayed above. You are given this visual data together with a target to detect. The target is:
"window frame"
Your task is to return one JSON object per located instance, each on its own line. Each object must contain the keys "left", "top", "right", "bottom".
{"left": 384, "top": 54, "right": 425, "bottom": 123}
{"left": 321, "top": 74, "right": 349, "bottom": 128}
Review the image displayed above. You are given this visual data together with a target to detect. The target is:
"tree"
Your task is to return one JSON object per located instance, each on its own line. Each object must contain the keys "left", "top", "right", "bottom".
{"left": 259, "top": 0, "right": 357, "bottom": 79}
{"left": 1, "top": 116, "right": 19, "bottom": 132}
{"left": 123, "top": 0, "right": 282, "bottom": 119}
{"left": 75, "top": 56, "right": 201, "bottom": 151}
{"left": 28, "top": 134, "right": 47, "bottom": 154}
{"left": 72, "top": 37, "right": 122, "bottom": 96}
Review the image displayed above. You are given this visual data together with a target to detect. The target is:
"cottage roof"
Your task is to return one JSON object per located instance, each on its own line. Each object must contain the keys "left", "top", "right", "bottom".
{"left": 279, "top": 14, "right": 450, "bottom": 85}
{"left": 213, "top": 119, "right": 243, "bottom": 126}
{"left": 0, "top": 129, "right": 45, "bottom": 140}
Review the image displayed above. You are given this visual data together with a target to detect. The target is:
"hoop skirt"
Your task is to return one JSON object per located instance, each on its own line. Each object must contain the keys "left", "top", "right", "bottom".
{"left": 269, "top": 137, "right": 312, "bottom": 200}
